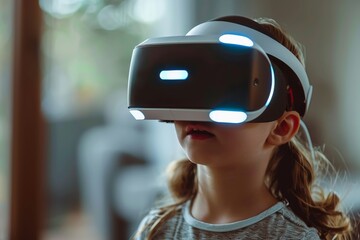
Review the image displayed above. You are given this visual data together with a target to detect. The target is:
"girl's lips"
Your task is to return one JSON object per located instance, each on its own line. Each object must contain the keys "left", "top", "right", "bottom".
{"left": 185, "top": 123, "right": 215, "bottom": 140}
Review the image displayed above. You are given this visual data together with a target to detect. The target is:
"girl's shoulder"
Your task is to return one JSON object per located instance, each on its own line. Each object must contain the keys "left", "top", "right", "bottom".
{"left": 272, "top": 206, "right": 320, "bottom": 239}
{"left": 141, "top": 204, "right": 183, "bottom": 224}
{"left": 132, "top": 202, "right": 320, "bottom": 240}
{"left": 132, "top": 205, "right": 183, "bottom": 239}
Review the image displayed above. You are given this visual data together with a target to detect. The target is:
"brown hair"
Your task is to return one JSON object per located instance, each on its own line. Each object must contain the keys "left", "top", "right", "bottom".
{"left": 256, "top": 18, "right": 352, "bottom": 239}
{"left": 133, "top": 18, "right": 353, "bottom": 240}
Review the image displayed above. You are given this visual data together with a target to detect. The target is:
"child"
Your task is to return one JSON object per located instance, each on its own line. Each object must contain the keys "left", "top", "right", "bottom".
{"left": 129, "top": 15, "right": 352, "bottom": 239}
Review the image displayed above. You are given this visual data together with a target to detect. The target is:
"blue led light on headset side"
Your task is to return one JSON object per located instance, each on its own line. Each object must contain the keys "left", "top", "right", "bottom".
{"left": 219, "top": 34, "right": 254, "bottom": 47}
{"left": 265, "top": 65, "right": 275, "bottom": 107}
{"left": 160, "top": 70, "right": 188, "bottom": 80}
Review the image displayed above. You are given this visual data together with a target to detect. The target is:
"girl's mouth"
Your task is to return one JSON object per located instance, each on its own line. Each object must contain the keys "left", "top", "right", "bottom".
{"left": 185, "top": 124, "right": 215, "bottom": 140}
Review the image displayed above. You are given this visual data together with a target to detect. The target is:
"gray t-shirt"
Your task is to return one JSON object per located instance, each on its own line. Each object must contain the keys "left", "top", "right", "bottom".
{"left": 135, "top": 201, "right": 320, "bottom": 239}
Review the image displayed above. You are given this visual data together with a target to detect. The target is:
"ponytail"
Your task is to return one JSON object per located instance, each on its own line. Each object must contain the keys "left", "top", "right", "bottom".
{"left": 267, "top": 136, "right": 352, "bottom": 239}
{"left": 255, "top": 18, "right": 352, "bottom": 239}
{"left": 166, "top": 158, "right": 198, "bottom": 202}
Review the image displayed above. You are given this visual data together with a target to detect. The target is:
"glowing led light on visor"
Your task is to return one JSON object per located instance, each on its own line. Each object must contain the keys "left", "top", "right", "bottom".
{"left": 265, "top": 66, "right": 276, "bottom": 106}
{"left": 209, "top": 110, "right": 247, "bottom": 124}
{"left": 219, "top": 34, "right": 254, "bottom": 47}
{"left": 130, "top": 110, "right": 145, "bottom": 120}
{"left": 160, "top": 70, "right": 188, "bottom": 80}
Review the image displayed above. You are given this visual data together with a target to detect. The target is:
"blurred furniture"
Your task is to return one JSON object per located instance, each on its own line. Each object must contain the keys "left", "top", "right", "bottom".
{"left": 78, "top": 91, "right": 180, "bottom": 239}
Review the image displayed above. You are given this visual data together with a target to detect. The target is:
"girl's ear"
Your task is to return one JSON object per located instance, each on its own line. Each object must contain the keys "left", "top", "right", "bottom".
{"left": 267, "top": 111, "right": 301, "bottom": 146}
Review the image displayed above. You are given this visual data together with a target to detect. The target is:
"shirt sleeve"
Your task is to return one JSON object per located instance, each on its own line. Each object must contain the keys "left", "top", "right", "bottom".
{"left": 131, "top": 210, "right": 160, "bottom": 240}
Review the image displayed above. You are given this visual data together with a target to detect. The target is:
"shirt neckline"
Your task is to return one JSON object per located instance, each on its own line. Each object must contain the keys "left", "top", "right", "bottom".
{"left": 183, "top": 201, "right": 285, "bottom": 232}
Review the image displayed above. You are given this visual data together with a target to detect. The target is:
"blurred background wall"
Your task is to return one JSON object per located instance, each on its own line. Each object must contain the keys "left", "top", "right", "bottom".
{"left": 0, "top": 0, "right": 359, "bottom": 239}
{"left": 0, "top": 0, "right": 12, "bottom": 238}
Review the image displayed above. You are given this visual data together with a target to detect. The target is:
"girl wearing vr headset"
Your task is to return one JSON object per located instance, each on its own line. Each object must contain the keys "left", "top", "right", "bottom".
{"left": 130, "top": 16, "right": 352, "bottom": 239}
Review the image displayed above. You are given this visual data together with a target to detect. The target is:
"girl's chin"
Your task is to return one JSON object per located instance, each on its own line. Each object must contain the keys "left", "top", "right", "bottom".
{"left": 186, "top": 156, "right": 219, "bottom": 166}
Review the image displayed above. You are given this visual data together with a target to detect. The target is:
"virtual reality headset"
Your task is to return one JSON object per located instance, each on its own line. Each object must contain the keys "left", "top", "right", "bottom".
{"left": 127, "top": 16, "right": 312, "bottom": 124}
